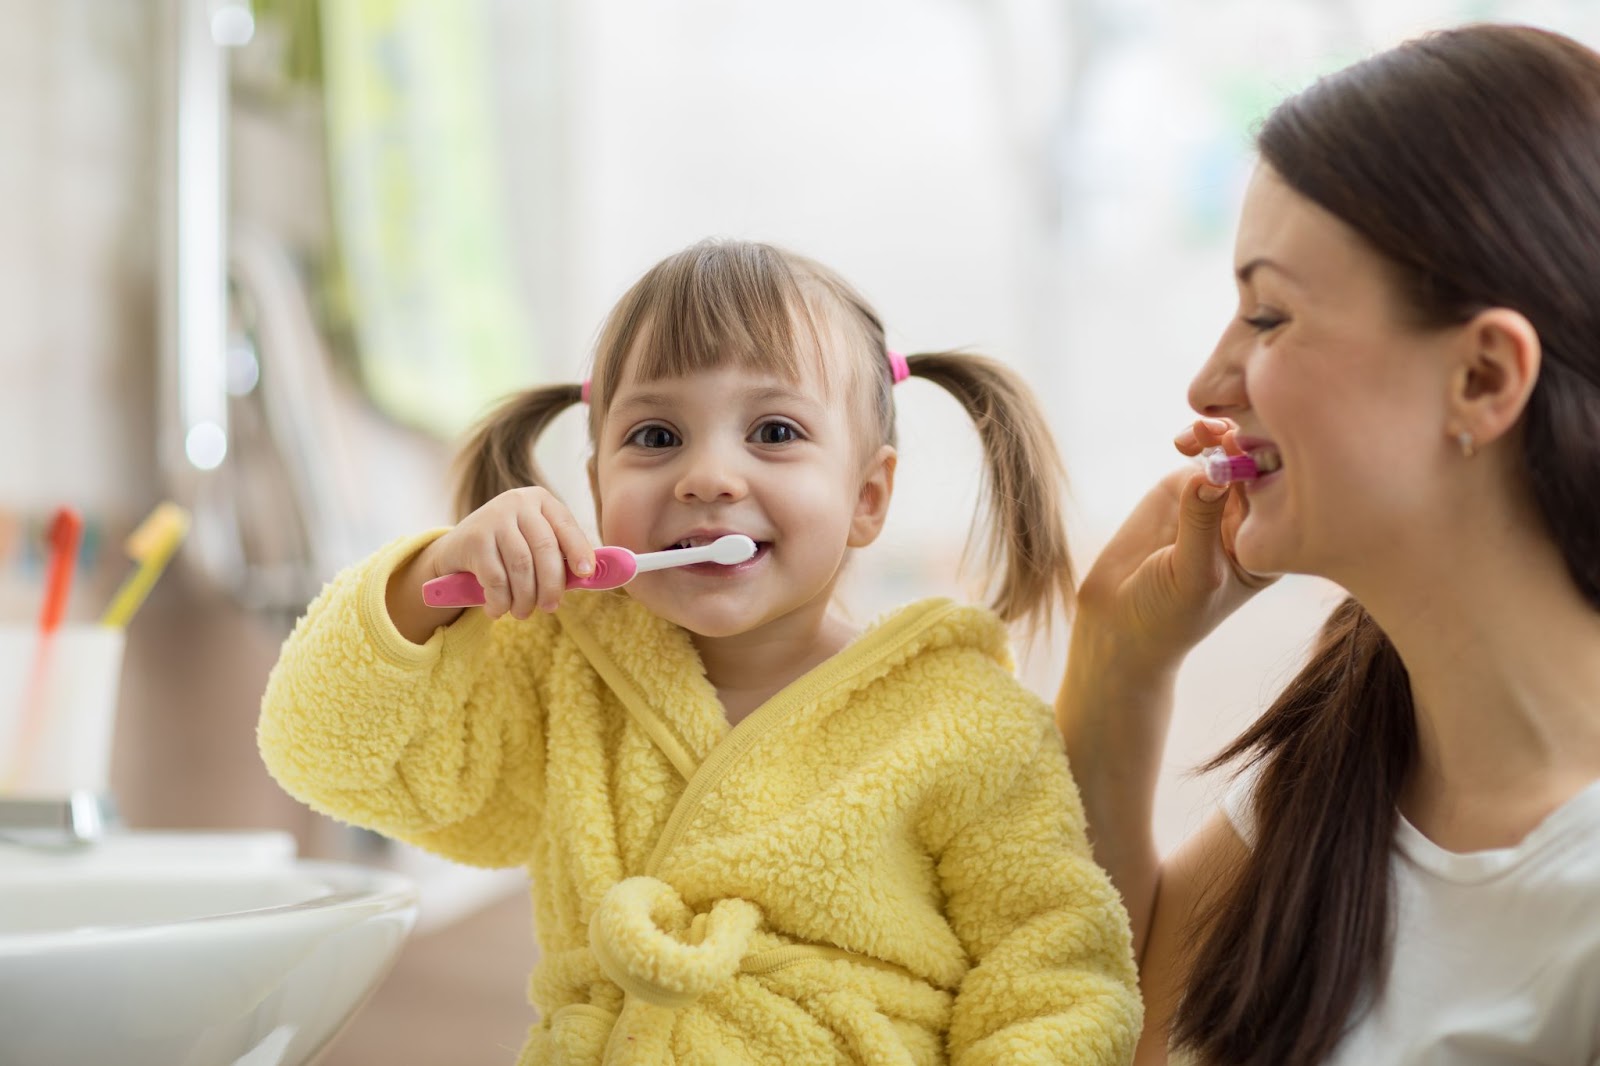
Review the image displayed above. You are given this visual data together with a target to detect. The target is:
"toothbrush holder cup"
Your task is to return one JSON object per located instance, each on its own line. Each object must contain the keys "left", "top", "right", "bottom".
{"left": 0, "top": 624, "right": 126, "bottom": 799}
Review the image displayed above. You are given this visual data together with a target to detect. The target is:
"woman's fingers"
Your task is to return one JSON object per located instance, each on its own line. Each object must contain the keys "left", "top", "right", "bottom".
{"left": 1173, "top": 417, "right": 1238, "bottom": 457}
{"left": 1077, "top": 469, "right": 1187, "bottom": 606}
{"left": 1172, "top": 471, "right": 1234, "bottom": 593}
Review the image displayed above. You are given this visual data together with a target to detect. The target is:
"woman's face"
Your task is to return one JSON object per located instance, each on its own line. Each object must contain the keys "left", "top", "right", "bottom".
{"left": 1188, "top": 164, "right": 1462, "bottom": 584}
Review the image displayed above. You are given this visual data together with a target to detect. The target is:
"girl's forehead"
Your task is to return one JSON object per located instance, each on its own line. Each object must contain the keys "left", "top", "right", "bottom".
{"left": 608, "top": 331, "right": 853, "bottom": 398}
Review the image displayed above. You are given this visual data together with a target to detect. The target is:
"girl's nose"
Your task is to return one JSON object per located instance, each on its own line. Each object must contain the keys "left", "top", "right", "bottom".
{"left": 1187, "top": 327, "right": 1250, "bottom": 419}
{"left": 674, "top": 444, "right": 747, "bottom": 503}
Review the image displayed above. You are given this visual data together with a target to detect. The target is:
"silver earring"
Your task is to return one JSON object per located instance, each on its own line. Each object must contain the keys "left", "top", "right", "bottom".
{"left": 1457, "top": 430, "right": 1476, "bottom": 459}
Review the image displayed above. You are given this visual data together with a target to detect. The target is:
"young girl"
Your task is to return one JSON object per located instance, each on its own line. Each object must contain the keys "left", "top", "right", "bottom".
{"left": 1058, "top": 23, "right": 1600, "bottom": 1066}
{"left": 259, "top": 239, "right": 1140, "bottom": 1064}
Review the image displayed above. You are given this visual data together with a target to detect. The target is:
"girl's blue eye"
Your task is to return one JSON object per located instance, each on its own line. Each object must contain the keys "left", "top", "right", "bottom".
{"left": 628, "top": 425, "right": 679, "bottom": 449}
{"left": 751, "top": 421, "right": 800, "bottom": 445}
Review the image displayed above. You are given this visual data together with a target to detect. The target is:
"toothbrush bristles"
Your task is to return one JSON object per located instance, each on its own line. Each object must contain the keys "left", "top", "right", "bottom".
{"left": 711, "top": 534, "right": 758, "bottom": 563}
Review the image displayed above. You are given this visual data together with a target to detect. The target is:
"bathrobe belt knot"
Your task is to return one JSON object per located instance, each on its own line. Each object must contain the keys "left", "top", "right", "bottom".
{"left": 588, "top": 876, "right": 764, "bottom": 1009}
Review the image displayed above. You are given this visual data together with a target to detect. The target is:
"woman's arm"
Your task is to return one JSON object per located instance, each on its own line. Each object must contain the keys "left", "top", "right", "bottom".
{"left": 1132, "top": 813, "right": 1249, "bottom": 1065}
{"left": 1056, "top": 628, "right": 1175, "bottom": 960}
{"left": 1056, "top": 453, "right": 1261, "bottom": 940}
{"left": 1056, "top": 426, "right": 1272, "bottom": 1052}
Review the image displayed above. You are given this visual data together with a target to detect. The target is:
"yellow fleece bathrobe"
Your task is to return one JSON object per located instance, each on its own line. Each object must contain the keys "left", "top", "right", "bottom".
{"left": 259, "top": 533, "right": 1141, "bottom": 1065}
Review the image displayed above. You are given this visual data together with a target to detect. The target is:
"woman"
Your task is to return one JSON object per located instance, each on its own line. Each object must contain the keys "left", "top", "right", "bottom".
{"left": 1060, "top": 23, "right": 1600, "bottom": 1065}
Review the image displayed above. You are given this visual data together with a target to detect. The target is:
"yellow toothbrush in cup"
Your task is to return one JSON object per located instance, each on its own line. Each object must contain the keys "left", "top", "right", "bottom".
{"left": 100, "top": 503, "right": 191, "bottom": 628}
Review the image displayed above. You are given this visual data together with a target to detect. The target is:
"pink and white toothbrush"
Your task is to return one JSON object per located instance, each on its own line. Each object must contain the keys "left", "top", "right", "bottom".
{"left": 421, "top": 534, "right": 759, "bottom": 608}
{"left": 1198, "top": 447, "right": 1260, "bottom": 485}
{"left": 1197, "top": 446, "right": 1281, "bottom": 485}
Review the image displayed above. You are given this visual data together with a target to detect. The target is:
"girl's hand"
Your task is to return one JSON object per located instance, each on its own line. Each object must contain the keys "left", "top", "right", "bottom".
{"left": 388, "top": 488, "right": 596, "bottom": 641}
{"left": 1075, "top": 419, "right": 1276, "bottom": 677}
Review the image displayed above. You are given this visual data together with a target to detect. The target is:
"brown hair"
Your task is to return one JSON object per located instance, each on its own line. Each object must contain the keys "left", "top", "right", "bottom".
{"left": 1174, "top": 24, "right": 1600, "bottom": 1064}
{"left": 454, "top": 239, "right": 1073, "bottom": 629}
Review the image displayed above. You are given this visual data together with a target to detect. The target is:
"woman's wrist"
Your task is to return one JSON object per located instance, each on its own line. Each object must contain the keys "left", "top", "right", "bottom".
{"left": 1058, "top": 616, "right": 1181, "bottom": 832}
{"left": 1063, "top": 609, "right": 1184, "bottom": 703}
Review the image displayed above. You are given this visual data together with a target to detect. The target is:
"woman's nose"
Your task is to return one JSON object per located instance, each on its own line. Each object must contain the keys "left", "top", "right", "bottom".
{"left": 1187, "top": 328, "right": 1249, "bottom": 418}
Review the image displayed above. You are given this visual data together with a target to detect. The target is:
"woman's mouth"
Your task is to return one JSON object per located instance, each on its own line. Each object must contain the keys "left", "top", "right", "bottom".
{"left": 1248, "top": 444, "right": 1282, "bottom": 475}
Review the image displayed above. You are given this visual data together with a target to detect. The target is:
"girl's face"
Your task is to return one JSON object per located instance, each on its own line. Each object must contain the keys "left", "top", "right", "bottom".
{"left": 1188, "top": 164, "right": 1463, "bottom": 583}
{"left": 591, "top": 343, "right": 894, "bottom": 641}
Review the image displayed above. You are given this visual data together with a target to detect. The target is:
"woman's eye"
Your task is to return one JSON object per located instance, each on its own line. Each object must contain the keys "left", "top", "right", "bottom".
{"left": 751, "top": 421, "right": 800, "bottom": 445}
{"left": 627, "top": 425, "right": 679, "bottom": 449}
{"left": 1242, "top": 313, "right": 1285, "bottom": 333}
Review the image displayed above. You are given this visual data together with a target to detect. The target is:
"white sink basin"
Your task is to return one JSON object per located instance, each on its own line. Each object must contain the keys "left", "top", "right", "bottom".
{"left": 0, "top": 831, "right": 418, "bottom": 1066}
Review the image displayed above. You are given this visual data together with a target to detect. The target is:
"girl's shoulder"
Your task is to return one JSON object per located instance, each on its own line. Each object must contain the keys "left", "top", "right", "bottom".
{"left": 863, "top": 597, "right": 1016, "bottom": 673}
{"left": 865, "top": 596, "right": 1053, "bottom": 740}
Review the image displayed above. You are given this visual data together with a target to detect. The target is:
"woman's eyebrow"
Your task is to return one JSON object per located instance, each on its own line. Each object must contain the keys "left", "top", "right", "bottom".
{"left": 1236, "top": 256, "right": 1302, "bottom": 286}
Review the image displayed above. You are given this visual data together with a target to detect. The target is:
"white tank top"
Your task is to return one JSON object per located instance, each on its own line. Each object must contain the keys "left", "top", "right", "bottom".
{"left": 1218, "top": 771, "right": 1600, "bottom": 1064}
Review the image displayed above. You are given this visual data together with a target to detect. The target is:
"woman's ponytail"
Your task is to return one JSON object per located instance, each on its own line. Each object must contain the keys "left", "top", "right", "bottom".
{"left": 1173, "top": 596, "right": 1416, "bottom": 1064}
{"left": 453, "top": 383, "right": 585, "bottom": 519}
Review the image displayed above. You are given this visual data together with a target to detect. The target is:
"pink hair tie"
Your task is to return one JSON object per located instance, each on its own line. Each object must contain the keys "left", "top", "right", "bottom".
{"left": 580, "top": 379, "right": 592, "bottom": 404}
{"left": 886, "top": 350, "right": 910, "bottom": 384}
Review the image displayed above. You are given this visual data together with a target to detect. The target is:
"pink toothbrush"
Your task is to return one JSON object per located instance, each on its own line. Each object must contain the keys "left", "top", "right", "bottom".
{"left": 421, "top": 534, "right": 759, "bottom": 608}
{"left": 1198, "top": 446, "right": 1259, "bottom": 485}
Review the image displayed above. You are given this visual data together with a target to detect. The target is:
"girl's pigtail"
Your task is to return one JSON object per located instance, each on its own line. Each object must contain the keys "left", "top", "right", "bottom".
{"left": 452, "top": 383, "right": 585, "bottom": 520}
{"left": 903, "top": 351, "right": 1073, "bottom": 632}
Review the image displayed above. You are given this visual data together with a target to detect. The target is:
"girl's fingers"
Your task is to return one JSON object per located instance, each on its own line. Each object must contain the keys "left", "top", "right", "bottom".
{"left": 466, "top": 531, "right": 512, "bottom": 619}
{"left": 519, "top": 510, "right": 566, "bottom": 613}
{"left": 495, "top": 525, "right": 536, "bottom": 619}
{"left": 542, "top": 498, "right": 595, "bottom": 580}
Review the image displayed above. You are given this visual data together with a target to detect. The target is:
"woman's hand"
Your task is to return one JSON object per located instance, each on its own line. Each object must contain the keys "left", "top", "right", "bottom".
{"left": 387, "top": 487, "right": 596, "bottom": 642}
{"left": 1076, "top": 419, "right": 1276, "bottom": 677}
{"left": 1057, "top": 420, "right": 1274, "bottom": 955}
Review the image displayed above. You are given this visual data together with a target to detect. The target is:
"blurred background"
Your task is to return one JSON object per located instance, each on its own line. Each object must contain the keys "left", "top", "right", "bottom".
{"left": 5, "top": 0, "right": 1598, "bottom": 1061}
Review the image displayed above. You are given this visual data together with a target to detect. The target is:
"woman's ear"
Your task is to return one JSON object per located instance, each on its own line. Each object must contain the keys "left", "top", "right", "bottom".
{"left": 847, "top": 445, "right": 897, "bottom": 548}
{"left": 1448, "top": 308, "right": 1541, "bottom": 449}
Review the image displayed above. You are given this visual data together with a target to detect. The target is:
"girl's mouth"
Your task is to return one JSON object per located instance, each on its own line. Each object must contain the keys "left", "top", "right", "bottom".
{"left": 679, "top": 541, "right": 770, "bottom": 575}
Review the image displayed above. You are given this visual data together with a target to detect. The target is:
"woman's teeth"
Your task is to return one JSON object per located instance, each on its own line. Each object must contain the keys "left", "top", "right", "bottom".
{"left": 1249, "top": 446, "right": 1283, "bottom": 474}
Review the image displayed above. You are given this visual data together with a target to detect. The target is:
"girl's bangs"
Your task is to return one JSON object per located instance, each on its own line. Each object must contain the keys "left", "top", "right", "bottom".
{"left": 596, "top": 245, "right": 835, "bottom": 400}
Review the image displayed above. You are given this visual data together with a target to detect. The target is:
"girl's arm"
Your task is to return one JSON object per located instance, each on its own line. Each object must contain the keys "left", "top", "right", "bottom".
{"left": 258, "top": 532, "right": 554, "bottom": 868}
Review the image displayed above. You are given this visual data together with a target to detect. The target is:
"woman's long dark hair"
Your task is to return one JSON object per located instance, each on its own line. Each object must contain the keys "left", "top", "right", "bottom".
{"left": 1173, "top": 24, "right": 1600, "bottom": 1064}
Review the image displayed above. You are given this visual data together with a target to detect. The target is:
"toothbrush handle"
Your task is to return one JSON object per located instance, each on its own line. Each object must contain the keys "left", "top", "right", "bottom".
{"left": 566, "top": 547, "right": 638, "bottom": 590}
{"left": 420, "top": 547, "right": 638, "bottom": 607}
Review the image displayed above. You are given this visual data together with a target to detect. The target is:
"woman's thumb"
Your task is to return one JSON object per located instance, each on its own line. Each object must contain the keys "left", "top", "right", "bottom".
{"left": 1173, "top": 475, "right": 1231, "bottom": 586}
